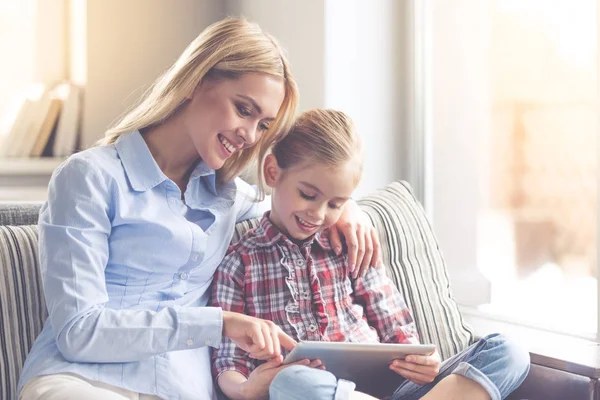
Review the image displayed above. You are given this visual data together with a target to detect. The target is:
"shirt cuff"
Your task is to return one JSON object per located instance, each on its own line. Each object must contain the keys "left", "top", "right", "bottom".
{"left": 177, "top": 306, "right": 223, "bottom": 349}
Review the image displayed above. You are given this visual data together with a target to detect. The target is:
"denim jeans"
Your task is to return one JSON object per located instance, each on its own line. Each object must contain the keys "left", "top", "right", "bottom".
{"left": 269, "top": 333, "right": 530, "bottom": 400}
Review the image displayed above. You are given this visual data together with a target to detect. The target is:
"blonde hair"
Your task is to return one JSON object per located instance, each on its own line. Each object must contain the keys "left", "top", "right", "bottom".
{"left": 97, "top": 17, "right": 298, "bottom": 189}
{"left": 272, "top": 109, "right": 364, "bottom": 183}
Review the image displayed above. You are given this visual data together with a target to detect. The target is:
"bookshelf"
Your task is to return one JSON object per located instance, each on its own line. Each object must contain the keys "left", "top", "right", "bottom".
{"left": 0, "top": 157, "right": 65, "bottom": 202}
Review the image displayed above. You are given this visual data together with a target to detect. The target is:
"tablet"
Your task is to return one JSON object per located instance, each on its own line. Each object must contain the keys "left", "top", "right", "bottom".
{"left": 283, "top": 341, "right": 436, "bottom": 386}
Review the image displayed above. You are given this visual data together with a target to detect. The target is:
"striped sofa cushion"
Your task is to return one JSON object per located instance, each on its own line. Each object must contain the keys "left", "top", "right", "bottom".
{"left": 0, "top": 225, "right": 46, "bottom": 400}
{"left": 232, "top": 218, "right": 261, "bottom": 244}
{"left": 232, "top": 180, "right": 473, "bottom": 360}
{"left": 357, "top": 181, "right": 473, "bottom": 359}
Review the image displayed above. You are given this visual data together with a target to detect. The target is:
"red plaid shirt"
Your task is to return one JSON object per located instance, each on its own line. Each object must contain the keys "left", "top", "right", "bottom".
{"left": 211, "top": 213, "right": 419, "bottom": 379}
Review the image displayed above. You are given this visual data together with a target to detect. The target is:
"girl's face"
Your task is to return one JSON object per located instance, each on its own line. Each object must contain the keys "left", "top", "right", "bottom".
{"left": 185, "top": 73, "right": 285, "bottom": 170}
{"left": 264, "top": 154, "right": 361, "bottom": 241}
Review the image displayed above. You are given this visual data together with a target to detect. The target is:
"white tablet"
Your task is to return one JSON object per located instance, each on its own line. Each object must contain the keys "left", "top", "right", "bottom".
{"left": 283, "top": 341, "right": 436, "bottom": 384}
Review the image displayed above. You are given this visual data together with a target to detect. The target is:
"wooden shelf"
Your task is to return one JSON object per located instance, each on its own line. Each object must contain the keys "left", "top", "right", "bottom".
{"left": 0, "top": 157, "right": 66, "bottom": 176}
{"left": 0, "top": 187, "right": 48, "bottom": 203}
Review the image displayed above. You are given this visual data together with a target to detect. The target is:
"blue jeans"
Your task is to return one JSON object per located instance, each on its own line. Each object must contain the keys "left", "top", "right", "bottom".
{"left": 269, "top": 333, "right": 530, "bottom": 400}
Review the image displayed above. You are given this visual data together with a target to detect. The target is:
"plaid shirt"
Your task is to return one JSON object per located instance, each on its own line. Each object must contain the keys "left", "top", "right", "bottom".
{"left": 211, "top": 213, "right": 419, "bottom": 379}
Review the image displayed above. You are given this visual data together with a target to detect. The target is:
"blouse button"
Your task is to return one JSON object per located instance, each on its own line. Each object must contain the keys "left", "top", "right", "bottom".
{"left": 307, "top": 324, "right": 318, "bottom": 332}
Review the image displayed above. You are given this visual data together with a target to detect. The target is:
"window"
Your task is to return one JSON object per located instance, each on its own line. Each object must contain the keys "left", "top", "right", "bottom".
{"left": 426, "top": 0, "right": 598, "bottom": 338}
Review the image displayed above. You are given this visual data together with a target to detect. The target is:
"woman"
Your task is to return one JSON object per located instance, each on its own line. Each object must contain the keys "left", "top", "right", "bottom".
{"left": 18, "top": 18, "right": 380, "bottom": 400}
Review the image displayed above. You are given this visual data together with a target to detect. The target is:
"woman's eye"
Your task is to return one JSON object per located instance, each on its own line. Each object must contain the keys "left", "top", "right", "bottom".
{"left": 259, "top": 122, "right": 269, "bottom": 131}
{"left": 328, "top": 203, "right": 342, "bottom": 210}
{"left": 236, "top": 104, "right": 251, "bottom": 116}
{"left": 299, "top": 190, "right": 316, "bottom": 200}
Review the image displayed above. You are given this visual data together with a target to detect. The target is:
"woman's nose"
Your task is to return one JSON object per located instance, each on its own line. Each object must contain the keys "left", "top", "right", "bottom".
{"left": 236, "top": 123, "right": 258, "bottom": 146}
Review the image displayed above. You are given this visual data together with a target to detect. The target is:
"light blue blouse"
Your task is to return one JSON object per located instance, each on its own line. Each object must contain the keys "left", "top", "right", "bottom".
{"left": 18, "top": 131, "right": 267, "bottom": 400}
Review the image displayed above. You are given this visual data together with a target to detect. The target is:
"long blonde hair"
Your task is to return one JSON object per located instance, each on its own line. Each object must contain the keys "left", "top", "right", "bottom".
{"left": 98, "top": 17, "right": 298, "bottom": 189}
{"left": 272, "top": 109, "right": 364, "bottom": 184}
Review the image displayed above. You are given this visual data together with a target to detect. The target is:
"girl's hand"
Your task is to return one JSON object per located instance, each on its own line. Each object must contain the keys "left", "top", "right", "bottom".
{"left": 222, "top": 311, "right": 296, "bottom": 360}
{"left": 330, "top": 199, "right": 382, "bottom": 278}
{"left": 389, "top": 350, "right": 441, "bottom": 385}
{"left": 241, "top": 356, "right": 323, "bottom": 400}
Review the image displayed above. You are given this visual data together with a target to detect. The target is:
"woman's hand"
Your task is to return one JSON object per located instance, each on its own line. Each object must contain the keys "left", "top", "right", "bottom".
{"left": 389, "top": 350, "right": 441, "bottom": 385}
{"left": 222, "top": 311, "right": 296, "bottom": 360}
{"left": 329, "top": 199, "right": 382, "bottom": 278}
{"left": 240, "top": 356, "right": 323, "bottom": 400}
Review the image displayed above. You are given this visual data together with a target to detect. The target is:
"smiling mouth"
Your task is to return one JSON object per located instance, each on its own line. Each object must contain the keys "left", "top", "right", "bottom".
{"left": 218, "top": 134, "right": 236, "bottom": 154}
{"left": 296, "top": 215, "right": 320, "bottom": 232}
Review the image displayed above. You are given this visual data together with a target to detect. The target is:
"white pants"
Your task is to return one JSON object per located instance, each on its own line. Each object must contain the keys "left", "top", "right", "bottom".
{"left": 20, "top": 373, "right": 163, "bottom": 400}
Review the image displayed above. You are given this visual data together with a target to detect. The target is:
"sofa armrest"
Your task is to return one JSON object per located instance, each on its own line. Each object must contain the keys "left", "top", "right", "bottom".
{"left": 464, "top": 309, "right": 600, "bottom": 400}
{"left": 463, "top": 310, "right": 600, "bottom": 377}
{"left": 506, "top": 363, "right": 597, "bottom": 400}
{"left": 529, "top": 346, "right": 600, "bottom": 379}
{"left": 506, "top": 348, "right": 600, "bottom": 400}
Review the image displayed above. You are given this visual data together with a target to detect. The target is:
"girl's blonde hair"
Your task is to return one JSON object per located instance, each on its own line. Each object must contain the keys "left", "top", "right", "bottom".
{"left": 272, "top": 109, "right": 364, "bottom": 183}
{"left": 98, "top": 17, "right": 298, "bottom": 189}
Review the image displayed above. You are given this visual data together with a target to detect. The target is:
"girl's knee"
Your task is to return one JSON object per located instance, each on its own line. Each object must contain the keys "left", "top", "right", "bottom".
{"left": 270, "top": 365, "right": 338, "bottom": 399}
{"left": 483, "top": 333, "right": 531, "bottom": 378}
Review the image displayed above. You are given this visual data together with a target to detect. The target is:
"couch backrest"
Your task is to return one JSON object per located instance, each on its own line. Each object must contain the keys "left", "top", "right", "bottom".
{"left": 0, "top": 225, "right": 46, "bottom": 400}
{"left": 0, "top": 180, "right": 473, "bottom": 399}
{"left": 0, "top": 204, "right": 42, "bottom": 226}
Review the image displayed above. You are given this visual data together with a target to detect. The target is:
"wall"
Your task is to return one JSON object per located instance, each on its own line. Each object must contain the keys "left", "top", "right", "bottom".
{"left": 226, "top": 0, "right": 325, "bottom": 112}
{"left": 77, "top": 0, "right": 226, "bottom": 148}
{"left": 324, "top": 0, "right": 409, "bottom": 197}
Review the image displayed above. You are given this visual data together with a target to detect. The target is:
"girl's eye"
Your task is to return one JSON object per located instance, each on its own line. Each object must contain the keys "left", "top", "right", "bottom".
{"left": 236, "top": 104, "right": 251, "bottom": 117}
{"left": 328, "top": 203, "right": 342, "bottom": 210}
{"left": 299, "top": 190, "right": 316, "bottom": 200}
{"left": 259, "top": 122, "right": 269, "bottom": 132}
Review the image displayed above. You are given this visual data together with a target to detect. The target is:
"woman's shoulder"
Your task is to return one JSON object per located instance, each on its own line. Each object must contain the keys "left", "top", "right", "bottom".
{"left": 47, "top": 145, "right": 127, "bottom": 203}
{"left": 54, "top": 144, "right": 121, "bottom": 181}
{"left": 43, "top": 146, "right": 122, "bottom": 216}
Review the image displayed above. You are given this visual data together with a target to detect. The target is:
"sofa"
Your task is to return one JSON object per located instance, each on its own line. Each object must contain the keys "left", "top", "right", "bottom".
{"left": 0, "top": 180, "right": 597, "bottom": 399}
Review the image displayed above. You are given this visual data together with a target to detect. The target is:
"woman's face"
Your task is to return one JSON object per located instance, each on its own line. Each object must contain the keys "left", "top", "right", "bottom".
{"left": 184, "top": 73, "right": 285, "bottom": 170}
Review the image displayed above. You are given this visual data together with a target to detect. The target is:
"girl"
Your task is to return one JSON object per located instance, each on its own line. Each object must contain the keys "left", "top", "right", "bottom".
{"left": 211, "top": 109, "right": 530, "bottom": 400}
{"left": 18, "top": 18, "right": 379, "bottom": 400}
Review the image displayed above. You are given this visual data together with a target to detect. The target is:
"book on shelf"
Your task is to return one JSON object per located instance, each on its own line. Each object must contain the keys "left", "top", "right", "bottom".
{"left": 30, "top": 95, "right": 62, "bottom": 157}
{"left": 52, "top": 83, "right": 82, "bottom": 157}
{"left": 0, "top": 82, "right": 82, "bottom": 158}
